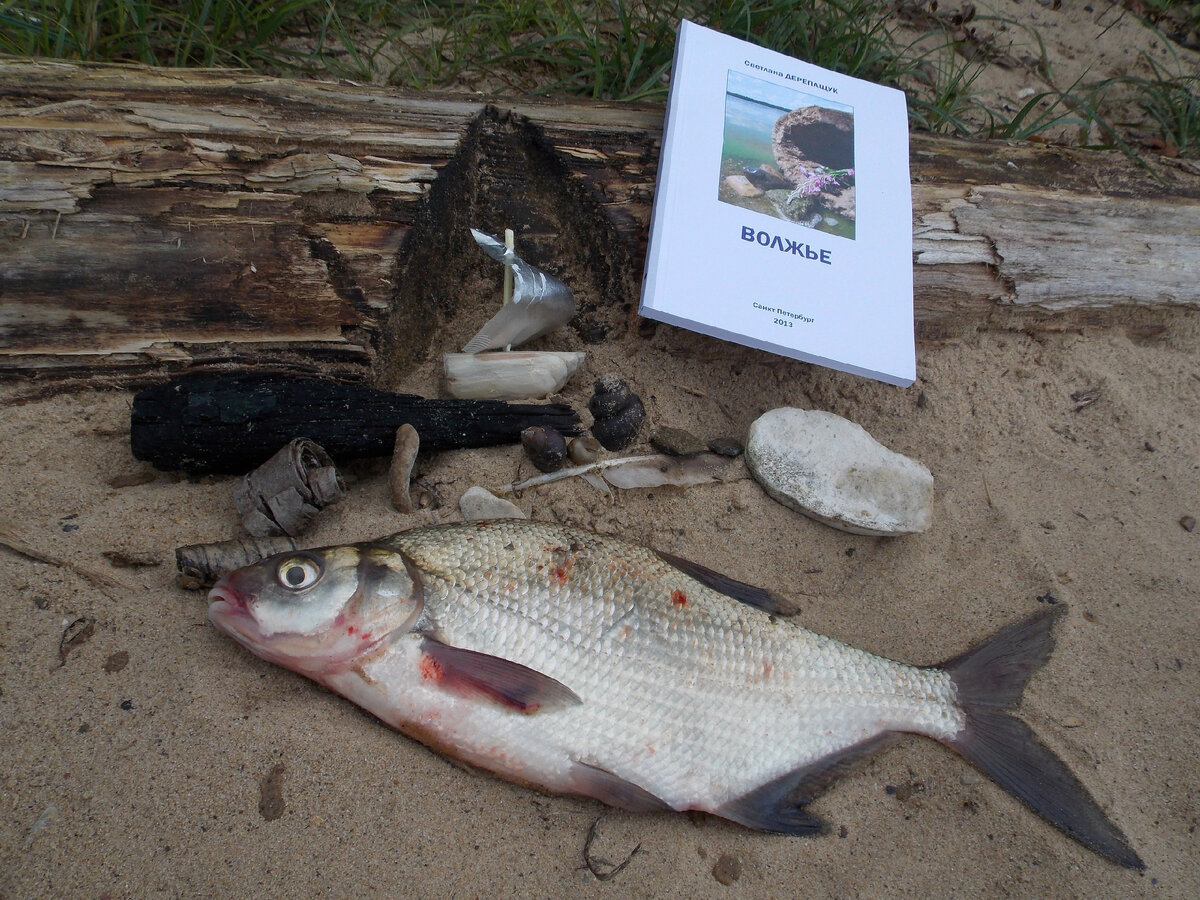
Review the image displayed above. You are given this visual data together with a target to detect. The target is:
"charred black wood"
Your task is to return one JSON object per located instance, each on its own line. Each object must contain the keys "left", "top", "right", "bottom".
{"left": 131, "top": 373, "right": 582, "bottom": 474}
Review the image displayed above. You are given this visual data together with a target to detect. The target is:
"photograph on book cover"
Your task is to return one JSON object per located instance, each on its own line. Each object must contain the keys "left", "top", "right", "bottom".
{"left": 719, "top": 71, "right": 856, "bottom": 239}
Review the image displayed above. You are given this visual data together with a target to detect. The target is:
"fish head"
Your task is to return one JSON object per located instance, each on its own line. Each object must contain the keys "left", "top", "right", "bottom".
{"left": 208, "top": 546, "right": 422, "bottom": 675}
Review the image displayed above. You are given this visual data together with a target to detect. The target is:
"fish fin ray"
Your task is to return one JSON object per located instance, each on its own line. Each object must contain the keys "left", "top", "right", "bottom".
{"left": 942, "top": 606, "right": 1144, "bottom": 870}
{"left": 418, "top": 637, "right": 581, "bottom": 714}
{"left": 568, "top": 760, "right": 673, "bottom": 813}
{"left": 654, "top": 550, "right": 779, "bottom": 613}
{"left": 716, "top": 732, "right": 902, "bottom": 835}
{"left": 794, "top": 732, "right": 906, "bottom": 805}
{"left": 940, "top": 603, "right": 1064, "bottom": 709}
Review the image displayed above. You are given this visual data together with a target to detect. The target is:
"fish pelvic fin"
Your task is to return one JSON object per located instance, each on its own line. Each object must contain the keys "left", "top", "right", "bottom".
{"left": 941, "top": 605, "right": 1144, "bottom": 870}
{"left": 715, "top": 732, "right": 903, "bottom": 836}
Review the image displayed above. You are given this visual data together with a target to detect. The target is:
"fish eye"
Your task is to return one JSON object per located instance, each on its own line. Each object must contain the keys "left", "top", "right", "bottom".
{"left": 275, "top": 556, "right": 322, "bottom": 591}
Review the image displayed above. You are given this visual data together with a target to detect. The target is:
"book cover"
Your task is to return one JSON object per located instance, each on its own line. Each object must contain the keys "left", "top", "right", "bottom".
{"left": 639, "top": 20, "right": 915, "bottom": 386}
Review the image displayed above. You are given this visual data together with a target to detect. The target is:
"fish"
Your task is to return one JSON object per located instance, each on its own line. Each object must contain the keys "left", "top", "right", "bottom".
{"left": 207, "top": 519, "right": 1143, "bottom": 869}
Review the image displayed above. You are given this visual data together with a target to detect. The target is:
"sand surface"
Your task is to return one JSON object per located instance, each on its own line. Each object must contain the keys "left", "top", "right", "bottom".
{"left": 3, "top": 2, "right": 1200, "bottom": 897}
{"left": 3, "top": 309, "right": 1198, "bottom": 898}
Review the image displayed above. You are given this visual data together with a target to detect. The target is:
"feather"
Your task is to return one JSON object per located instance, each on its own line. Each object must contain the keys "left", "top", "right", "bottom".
{"left": 497, "top": 453, "right": 734, "bottom": 494}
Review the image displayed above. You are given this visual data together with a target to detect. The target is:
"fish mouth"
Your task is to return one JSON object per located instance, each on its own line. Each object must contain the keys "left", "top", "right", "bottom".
{"left": 207, "top": 576, "right": 253, "bottom": 631}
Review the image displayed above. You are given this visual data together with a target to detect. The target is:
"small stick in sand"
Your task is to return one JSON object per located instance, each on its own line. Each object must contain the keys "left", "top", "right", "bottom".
{"left": 503, "top": 227, "right": 515, "bottom": 351}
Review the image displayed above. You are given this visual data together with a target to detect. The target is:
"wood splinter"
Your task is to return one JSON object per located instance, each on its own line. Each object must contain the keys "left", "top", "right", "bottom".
{"left": 234, "top": 438, "right": 345, "bottom": 537}
{"left": 175, "top": 536, "right": 299, "bottom": 590}
{"left": 388, "top": 424, "right": 420, "bottom": 514}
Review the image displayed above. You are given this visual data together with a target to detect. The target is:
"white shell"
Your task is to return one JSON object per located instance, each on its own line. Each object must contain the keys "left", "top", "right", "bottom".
{"left": 745, "top": 408, "right": 933, "bottom": 535}
{"left": 443, "top": 351, "right": 585, "bottom": 400}
{"left": 458, "top": 486, "right": 526, "bottom": 521}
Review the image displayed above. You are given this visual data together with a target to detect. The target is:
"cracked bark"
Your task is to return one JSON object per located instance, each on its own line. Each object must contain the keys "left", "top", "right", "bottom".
{"left": 2, "top": 60, "right": 1197, "bottom": 388}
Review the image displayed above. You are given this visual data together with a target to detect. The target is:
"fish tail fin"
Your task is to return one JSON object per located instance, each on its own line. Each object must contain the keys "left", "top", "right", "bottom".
{"left": 940, "top": 605, "right": 1144, "bottom": 870}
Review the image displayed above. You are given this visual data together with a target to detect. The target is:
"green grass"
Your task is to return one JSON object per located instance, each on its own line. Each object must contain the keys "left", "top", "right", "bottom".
{"left": 1, "top": 0, "right": 1197, "bottom": 156}
{"left": 1122, "top": 53, "right": 1200, "bottom": 156}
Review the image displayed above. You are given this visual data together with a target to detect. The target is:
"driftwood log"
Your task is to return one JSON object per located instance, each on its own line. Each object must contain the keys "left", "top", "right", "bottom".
{"left": 131, "top": 373, "right": 581, "bottom": 474}
{"left": 2, "top": 60, "right": 1199, "bottom": 386}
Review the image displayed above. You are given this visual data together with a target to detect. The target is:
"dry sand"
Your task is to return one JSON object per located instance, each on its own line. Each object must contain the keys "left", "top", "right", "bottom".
{"left": 3, "top": 1, "right": 1199, "bottom": 897}
{"left": 3, "top": 309, "right": 1198, "bottom": 898}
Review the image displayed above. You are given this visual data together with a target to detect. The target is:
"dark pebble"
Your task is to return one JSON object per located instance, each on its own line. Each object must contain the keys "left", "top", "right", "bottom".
{"left": 1181, "top": 515, "right": 1197, "bottom": 533}
{"left": 651, "top": 426, "right": 707, "bottom": 457}
{"left": 707, "top": 438, "right": 744, "bottom": 457}
{"left": 104, "top": 651, "right": 130, "bottom": 674}
{"left": 521, "top": 426, "right": 568, "bottom": 473}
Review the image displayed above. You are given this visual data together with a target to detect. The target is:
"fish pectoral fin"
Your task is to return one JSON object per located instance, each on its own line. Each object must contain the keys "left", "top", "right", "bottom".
{"left": 653, "top": 549, "right": 779, "bottom": 614}
{"left": 567, "top": 760, "right": 673, "bottom": 813}
{"left": 716, "top": 732, "right": 903, "bottom": 835}
{"left": 418, "top": 637, "right": 582, "bottom": 714}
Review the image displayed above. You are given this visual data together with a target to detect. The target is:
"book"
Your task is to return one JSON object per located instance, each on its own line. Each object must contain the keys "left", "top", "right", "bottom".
{"left": 639, "top": 20, "right": 915, "bottom": 386}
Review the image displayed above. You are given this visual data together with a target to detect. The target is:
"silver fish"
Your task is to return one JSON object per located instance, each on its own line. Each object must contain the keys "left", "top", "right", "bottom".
{"left": 462, "top": 229, "right": 575, "bottom": 353}
{"left": 207, "top": 520, "right": 1142, "bottom": 869}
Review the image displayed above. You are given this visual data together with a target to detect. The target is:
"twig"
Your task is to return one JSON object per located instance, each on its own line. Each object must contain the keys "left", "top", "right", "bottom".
{"left": 496, "top": 455, "right": 663, "bottom": 495}
{"left": 581, "top": 816, "right": 640, "bottom": 882}
{"left": 0, "top": 524, "right": 134, "bottom": 598}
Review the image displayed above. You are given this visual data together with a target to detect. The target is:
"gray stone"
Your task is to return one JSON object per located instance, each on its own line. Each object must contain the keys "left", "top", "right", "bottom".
{"left": 650, "top": 426, "right": 707, "bottom": 457}
{"left": 459, "top": 486, "right": 526, "bottom": 521}
{"left": 745, "top": 408, "right": 933, "bottom": 535}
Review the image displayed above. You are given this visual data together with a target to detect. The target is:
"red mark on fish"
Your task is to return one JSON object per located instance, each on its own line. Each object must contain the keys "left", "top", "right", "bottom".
{"left": 419, "top": 654, "right": 444, "bottom": 683}
{"left": 671, "top": 589, "right": 688, "bottom": 609}
{"left": 550, "top": 556, "right": 574, "bottom": 586}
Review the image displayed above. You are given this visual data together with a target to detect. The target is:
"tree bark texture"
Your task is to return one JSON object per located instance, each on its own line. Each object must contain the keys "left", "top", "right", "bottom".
{"left": 2, "top": 60, "right": 1198, "bottom": 384}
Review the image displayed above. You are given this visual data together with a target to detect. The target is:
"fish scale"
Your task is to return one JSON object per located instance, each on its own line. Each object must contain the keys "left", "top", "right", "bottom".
{"left": 208, "top": 519, "right": 1144, "bottom": 869}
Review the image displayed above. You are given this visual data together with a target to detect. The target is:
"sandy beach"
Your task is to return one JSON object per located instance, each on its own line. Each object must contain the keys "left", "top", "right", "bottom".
{"left": 2, "top": 300, "right": 1198, "bottom": 896}
{"left": 3, "top": 0, "right": 1200, "bottom": 895}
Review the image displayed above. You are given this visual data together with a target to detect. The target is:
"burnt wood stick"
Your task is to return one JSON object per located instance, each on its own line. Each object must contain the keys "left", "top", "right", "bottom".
{"left": 131, "top": 373, "right": 582, "bottom": 474}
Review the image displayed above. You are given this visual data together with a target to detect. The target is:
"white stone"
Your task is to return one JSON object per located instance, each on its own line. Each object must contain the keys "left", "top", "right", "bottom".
{"left": 443, "top": 351, "right": 585, "bottom": 400}
{"left": 459, "top": 486, "right": 526, "bottom": 521}
{"left": 745, "top": 408, "right": 933, "bottom": 536}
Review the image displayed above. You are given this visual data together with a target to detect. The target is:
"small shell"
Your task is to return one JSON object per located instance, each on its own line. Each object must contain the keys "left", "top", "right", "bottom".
{"left": 588, "top": 375, "right": 633, "bottom": 420}
{"left": 521, "top": 426, "right": 569, "bottom": 473}
{"left": 459, "top": 486, "right": 525, "bottom": 521}
{"left": 568, "top": 436, "right": 603, "bottom": 465}
{"left": 589, "top": 376, "right": 645, "bottom": 451}
{"left": 592, "top": 398, "right": 645, "bottom": 451}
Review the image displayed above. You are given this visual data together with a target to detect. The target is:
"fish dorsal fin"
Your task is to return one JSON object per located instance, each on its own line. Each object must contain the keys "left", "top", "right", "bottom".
{"left": 654, "top": 550, "right": 779, "bottom": 613}
{"left": 716, "top": 732, "right": 904, "bottom": 835}
{"left": 418, "top": 637, "right": 582, "bottom": 714}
